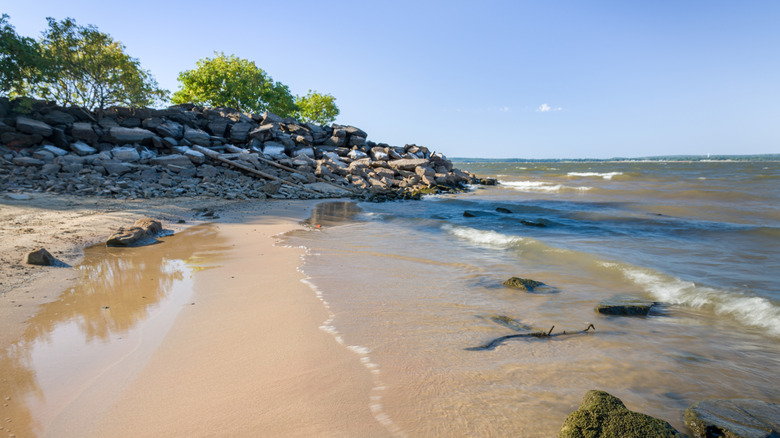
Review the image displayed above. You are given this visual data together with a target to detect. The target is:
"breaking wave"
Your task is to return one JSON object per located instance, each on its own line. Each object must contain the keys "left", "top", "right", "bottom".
{"left": 617, "top": 266, "right": 780, "bottom": 338}
{"left": 567, "top": 172, "right": 623, "bottom": 180}
{"left": 499, "top": 180, "right": 591, "bottom": 193}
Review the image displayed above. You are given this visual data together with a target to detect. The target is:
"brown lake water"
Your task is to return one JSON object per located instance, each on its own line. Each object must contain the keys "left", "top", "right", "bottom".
{"left": 284, "top": 161, "right": 780, "bottom": 437}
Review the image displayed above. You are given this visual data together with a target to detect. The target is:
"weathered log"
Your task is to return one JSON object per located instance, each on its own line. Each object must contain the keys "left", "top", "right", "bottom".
{"left": 192, "top": 145, "right": 321, "bottom": 195}
{"left": 466, "top": 324, "right": 596, "bottom": 351}
{"left": 224, "top": 144, "right": 359, "bottom": 195}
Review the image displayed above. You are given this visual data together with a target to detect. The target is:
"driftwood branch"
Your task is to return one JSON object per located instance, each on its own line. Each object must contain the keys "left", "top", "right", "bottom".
{"left": 192, "top": 145, "right": 322, "bottom": 195}
{"left": 466, "top": 323, "right": 596, "bottom": 351}
{"left": 224, "top": 144, "right": 359, "bottom": 195}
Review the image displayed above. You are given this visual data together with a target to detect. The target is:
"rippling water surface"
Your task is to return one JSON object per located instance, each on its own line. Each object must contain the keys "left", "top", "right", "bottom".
{"left": 283, "top": 161, "right": 780, "bottom": 437}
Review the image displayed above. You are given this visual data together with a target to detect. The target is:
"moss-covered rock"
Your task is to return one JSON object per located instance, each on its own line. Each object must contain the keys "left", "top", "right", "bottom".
{"left": 503, "top": 277, "right": 545, "bottom": 291}
{"left": 558, "top": 390, "right": 686, "bottom": 438}
{"left": 684, "top": 399, "right": 780, "bottom": 438}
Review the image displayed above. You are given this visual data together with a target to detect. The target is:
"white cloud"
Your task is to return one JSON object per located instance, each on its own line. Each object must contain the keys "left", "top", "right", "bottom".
{"left": 536, "top": 103, "right": 562, "bottom": 112}
{"left": 500, "top": 106, "right": 510, "bottom": 112}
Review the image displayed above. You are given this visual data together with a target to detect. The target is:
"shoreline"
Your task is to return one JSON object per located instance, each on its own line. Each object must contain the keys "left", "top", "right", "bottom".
{"left": 0, "top": 194, "right": 387, "bottom": 437}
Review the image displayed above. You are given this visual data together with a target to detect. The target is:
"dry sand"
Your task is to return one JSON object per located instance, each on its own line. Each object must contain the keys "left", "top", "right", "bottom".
{"left": 0, "top": 192, "right": 386, "bottom": 437}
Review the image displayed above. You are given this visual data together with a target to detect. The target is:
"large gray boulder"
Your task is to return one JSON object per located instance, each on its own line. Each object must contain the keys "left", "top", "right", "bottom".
{"left": 229, "top": 122, "right": 253, "bottom": 143}
{"left": 70, "top": 141, "right": 97, "bottom": 156}
{"left": 102, "top": 161, "right": 135, "bottom": 175}
{"left": 111, "top": 146, "right": 141, "bottom": 162}
{"left": 16, "top": 116, "right": 53, "bottom": 136}
{"left": 1, "top": 132, "right": 42, "bottom": 148}
{"left": 685, "top": 399, "right": 780, "bottom": 438}
{"left": 108, "top": 127, "right": 155, "bottom": 144}
{"left": 41, "top": 145, "right": 69, "bottom": 157}
{"left": 183, "top": 126, "right": 211, "bottom": 146}
{"left": 151, "top": 154, "right": 194, "bottom": 168}
{"left": 12, "top": 157, "right": 44, "bottom": 166}
{"left": 388, "top": 158, "right": 430, "bottom": 171}
{"left": 70, "top": 122, "right": 98, "bottom": 142}
{"left": 249, "top": 123, "right": 276, "bottom": 142}
{"left": 156, "top": 121, "right": 184, "bottom": 139}
{"left": 559, "top": 390, "right": 685, "bottom": 438}
{"left": 43, "top": 110, "right": 76, "bottom": 125}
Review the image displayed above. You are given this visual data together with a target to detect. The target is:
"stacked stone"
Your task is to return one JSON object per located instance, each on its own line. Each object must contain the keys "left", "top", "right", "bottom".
{"left": 0, "top": 98, "right": 479, "bottom": 201}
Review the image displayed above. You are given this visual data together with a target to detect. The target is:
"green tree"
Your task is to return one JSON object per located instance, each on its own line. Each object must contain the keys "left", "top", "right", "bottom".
{"left": 0, "top": 14, "right": 44, "bottom": 96}
{"left": 24, "top": 17, "right": 168, "bottom": 116}
{"left": 172, "top": 52, "right": 297, "bottom": 117}
{"left": 294, "top": 90, "right": 339, "bottom": 125}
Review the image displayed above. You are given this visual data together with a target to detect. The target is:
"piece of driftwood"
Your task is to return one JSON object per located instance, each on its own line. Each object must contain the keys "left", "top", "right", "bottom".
{"left": 224, "top": 144, "right": 359, "bottom": 195}
{"left": 466, "top": 324, "right": 596, "bottom": 351}
{"left": 192, "top": 145, "right": 322, "bottom": 195}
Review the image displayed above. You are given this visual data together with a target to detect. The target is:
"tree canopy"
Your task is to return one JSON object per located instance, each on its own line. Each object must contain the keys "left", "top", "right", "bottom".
{"left": 0, "top": 14, "right": 43, "bottom": 96}
{"left": 2, "top": 16, "right": 167, "bottom": 116}
{"left": 171, "top": 52, "right": 297, "bottom": 117}
{"left": 31, "top": 17, "right": 168, "bottom": 115}
{"left": 294, "top": 90, "right": 339, "bottom": 125}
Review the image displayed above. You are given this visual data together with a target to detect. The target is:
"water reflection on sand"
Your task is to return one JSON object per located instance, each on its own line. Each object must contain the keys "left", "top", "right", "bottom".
{"left": 0, "top": 223, "right": 230, "bottom": 437}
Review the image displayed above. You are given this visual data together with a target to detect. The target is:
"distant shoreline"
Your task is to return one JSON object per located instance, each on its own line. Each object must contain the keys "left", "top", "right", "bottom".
{"left": 452, "top": 154, "right": 780, "bottom": 163}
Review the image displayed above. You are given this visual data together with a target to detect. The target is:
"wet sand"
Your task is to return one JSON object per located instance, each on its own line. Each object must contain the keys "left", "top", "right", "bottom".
{"left": 0, "top": 195, "right": 384, "bottom": 437}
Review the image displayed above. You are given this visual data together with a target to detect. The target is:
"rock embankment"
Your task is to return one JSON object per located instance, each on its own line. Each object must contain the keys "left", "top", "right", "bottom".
{"left": 0, "top": 98, "right": 479, "bottom": 201}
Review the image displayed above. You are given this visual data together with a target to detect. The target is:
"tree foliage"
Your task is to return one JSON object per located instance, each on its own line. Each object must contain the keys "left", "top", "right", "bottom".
{"left": 294, "top": 90, "right": 339, "bottom": 125}
{"left": 0, "top": 14, "right": 43, "bottom": 96}
{"left": 15, "top": 17, "right": 168, "bottom": 115}
{"left": 171, "top": 52, "right": 297, "bottom": 117}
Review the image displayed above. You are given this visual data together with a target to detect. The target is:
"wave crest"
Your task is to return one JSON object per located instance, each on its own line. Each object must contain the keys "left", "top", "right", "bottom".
{"left": 499, "top": 180, "right": 591, "bottom": 193}
{"left": 620, "top": 267, "right": 780, "bottom": 337}
{"left": 567, "top": 172, "right": 623, "bottom": 180}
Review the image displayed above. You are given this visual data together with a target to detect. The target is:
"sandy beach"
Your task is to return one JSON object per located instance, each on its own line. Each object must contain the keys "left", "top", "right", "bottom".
{"left": 0, "top": 193, "right": 385, "bottom": 437}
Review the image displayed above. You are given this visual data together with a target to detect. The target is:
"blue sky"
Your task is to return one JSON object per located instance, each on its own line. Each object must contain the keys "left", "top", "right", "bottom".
{"left": 4, "top": 0, "right": 779, "bottom": 158}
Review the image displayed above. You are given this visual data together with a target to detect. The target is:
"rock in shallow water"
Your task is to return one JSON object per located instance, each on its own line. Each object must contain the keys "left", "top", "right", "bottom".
{"left": 684, "top": 399, "right": 780, "bottom": 438}
{"left": 503, "top": 277, "right": 546, "bottom": 291}
{"left": 558, "top": 390, "right": 686, "bottom": 438}
{"left": 596, "top": 295, "right": 656, "bottom": 316}
{"left": 106, "top": 218, "right": 165, "bottom": 247}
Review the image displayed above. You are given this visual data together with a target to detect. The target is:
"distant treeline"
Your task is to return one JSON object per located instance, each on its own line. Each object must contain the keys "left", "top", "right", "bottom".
{"left": 452, "top": 154, "right": 780, "bottom": 163}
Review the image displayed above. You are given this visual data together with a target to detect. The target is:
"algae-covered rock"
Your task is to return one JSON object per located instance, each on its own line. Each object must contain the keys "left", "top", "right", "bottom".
{"left": 684, "top": 399, "right": 780, "bottom": 438}
{"left": 559, "top": 390, "right": 686, "bottom": 438}
{"left": 503, "top": 277, "right": 546, "bottom": 291}
{"left": 596, "top": 296, "right": 656, "bottom": 316}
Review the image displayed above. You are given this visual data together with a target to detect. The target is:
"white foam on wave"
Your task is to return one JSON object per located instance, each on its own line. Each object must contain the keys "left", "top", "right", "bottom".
{"left": 442, "top": 224, "right": 524, "bottom": 248}
{"left": 500, "top": 180, "right": 591, "bottom": 192}
{"left": 618, "top": 266, "right": 780, "bottom": 337}
{"left": 567, "top": 171, "right": 623, "bottom": 180}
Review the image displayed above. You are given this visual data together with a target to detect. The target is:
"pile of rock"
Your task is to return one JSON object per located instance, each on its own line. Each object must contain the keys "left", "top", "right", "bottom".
{"left": 0, "top": 98, "right": 479, "bottom": 201}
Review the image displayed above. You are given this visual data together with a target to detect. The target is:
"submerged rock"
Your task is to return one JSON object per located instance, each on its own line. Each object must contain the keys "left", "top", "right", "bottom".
{"left": 503, "top": 277, "right": 546, "bottom": 291}
{"left": 596, "top": 296, "right": 656, "bottom": 316}
{"left": 558, "top": 390, "right": 686, "bottom": 438}
{"left": 496, "top": 207, "right": 512, "bottom": 214}
{"left": 684, "top": 399, "right": 780, "bottom": 438}
{"left": 106, "top": 218, "right": 165, "bottom": 247}
{"left": 488, "top": 314, "right": 531, "bottom": 332}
